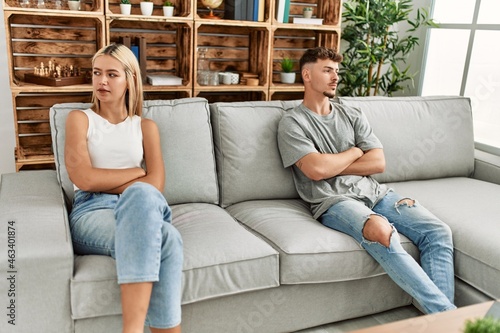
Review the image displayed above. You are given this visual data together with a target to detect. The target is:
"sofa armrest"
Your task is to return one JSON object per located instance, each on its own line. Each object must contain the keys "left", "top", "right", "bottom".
{"left": 0, "top": 170, "right": 74, "bottom": 332}
{"left": 473, "top": 149, "right": 500, "bottom": 186}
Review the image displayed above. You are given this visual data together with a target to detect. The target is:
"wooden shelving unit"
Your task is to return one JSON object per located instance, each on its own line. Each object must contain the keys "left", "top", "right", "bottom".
{"left": 2, "top": 0, "right": 342, "bottom": 170}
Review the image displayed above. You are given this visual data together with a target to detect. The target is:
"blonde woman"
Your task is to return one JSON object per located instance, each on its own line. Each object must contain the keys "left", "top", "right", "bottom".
{"left": 65, "top": 44, "right": 183, "bottom": 333}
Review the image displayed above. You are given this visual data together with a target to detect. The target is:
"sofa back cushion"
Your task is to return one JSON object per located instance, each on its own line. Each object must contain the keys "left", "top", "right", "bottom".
{"left": 211, "top": 100, "right": 301, "bottom": 207}
{"left": 338, "top": 96, "right": 475, "bottom": 183}
{"left": 50, "top": 98, "right": 218, "bottom": 205}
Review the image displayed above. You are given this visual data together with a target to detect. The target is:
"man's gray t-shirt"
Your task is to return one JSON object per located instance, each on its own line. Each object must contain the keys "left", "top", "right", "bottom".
{"left": 277, "top": 102, "right": 390, "bottom": 219}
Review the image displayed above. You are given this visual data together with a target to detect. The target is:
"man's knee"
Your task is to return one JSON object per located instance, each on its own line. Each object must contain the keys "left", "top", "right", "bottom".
{"left": 362, "top": 214, "right": 393, "bottom": 247}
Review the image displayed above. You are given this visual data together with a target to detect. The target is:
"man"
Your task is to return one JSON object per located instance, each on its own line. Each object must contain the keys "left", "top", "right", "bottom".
{"left": 277, "top": 47, "right": 456, "bottom": 314}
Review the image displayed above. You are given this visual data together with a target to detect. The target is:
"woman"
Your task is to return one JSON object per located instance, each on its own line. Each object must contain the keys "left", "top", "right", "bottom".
{"left": 65, "top": 43, "right": 183, "bottom": 333}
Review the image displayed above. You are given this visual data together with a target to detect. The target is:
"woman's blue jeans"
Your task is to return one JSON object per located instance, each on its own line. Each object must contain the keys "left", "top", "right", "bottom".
{"left": 69, "top": 182, "right": 183, "bottom": 329}
{"left": 320, "top": 191, "right": 456, "bottom": 314}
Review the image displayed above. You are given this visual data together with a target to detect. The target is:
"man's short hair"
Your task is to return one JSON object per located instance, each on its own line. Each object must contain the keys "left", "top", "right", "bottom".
{"left": 299, "top": 47, "right": 343, "bottom": 70}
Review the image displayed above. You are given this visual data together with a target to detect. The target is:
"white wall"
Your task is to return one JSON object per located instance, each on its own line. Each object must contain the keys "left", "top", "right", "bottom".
{"left": 0, "top": 3, "right": 16, "bottom": 176}
{"left": 401, "top": 0, "right": 433, "bottom": 96}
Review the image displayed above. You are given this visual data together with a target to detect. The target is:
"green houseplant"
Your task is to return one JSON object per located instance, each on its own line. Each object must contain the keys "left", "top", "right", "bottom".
{"left": 67, "top": 0, "right": 80, "bottom": 11}
{"left": 163, "top": 0, "right": 174, "bottom": 16}
{"left": 464, "top": 316, "right": 500, "bottom": 333}
{"left": 140, "top": 0, "right": 154, "bottom": 16}
{"left": 120, "top": 0, "right": 131, "bottom": 14}
{"left": 339, "top": 0, "right": 436, "bottom": 96}
{"left": 280, "top": 57, "right": 296, "bottom": 84}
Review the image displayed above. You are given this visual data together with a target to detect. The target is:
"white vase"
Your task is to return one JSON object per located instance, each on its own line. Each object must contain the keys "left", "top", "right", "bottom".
{"left": 163, "top": 6, "right": 174, "bottom": 17}
{"left": 140, "top": 1, "right": 154, "bottom": 16}
{"left": 120, "top": 3, "right": 132, "bottom": 15}
{"left": 280, "top": 72, "right": 296, "bottom": 84}
{"left": 68, "top": 0, "right": 80, "bottom": 10}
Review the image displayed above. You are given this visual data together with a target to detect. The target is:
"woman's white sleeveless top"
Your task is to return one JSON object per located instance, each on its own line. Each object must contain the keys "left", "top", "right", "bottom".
{"left": 82, "top": 108, "right": 144, "bottom": 169}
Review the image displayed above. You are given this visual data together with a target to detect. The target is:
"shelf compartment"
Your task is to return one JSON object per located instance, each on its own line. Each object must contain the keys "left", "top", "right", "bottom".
{"left": 269, "top": 89, "right": 303, "bottom": 101}
{"left": 195, "top": 0, "right": 270, "bottom": 22}
{"left": 106, "top": 0, "right": 193, "bottom": 18}
{"left": 13, "top": 91, "right": 92, "bottom": 171}
{"left": 3, "top": 0, "right": 103, "bottom": 13}
{"left": 270, "top": 27, "right": 339, "bottom": 86}
{"left": 194, "top": 23, "right": 270, "bottom": 90}
{"left": 195, "top": 90, "right": 267, "bottom": 103}
{"left": 273, "top": 0, "right": 341, "bottom": 26}
{"left": 108, "top": 19, "right": 193, "bottom": 90}
{"left": 6, "top": 13, "right": 105, "bottom": 88}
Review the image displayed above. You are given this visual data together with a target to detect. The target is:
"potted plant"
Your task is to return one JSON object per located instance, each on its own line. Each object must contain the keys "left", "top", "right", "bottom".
{"left": 120, "top": 0, "right": 132, "bottom": 15}
{"left": 339, "top": 0, "right": 437, "bottom": 96}
{"left": 279, "top": 57, "right": 295, "bottom": 84}
{"left": 67, "top": 0, "right": 80, "bottom": 11}
{"left": 464, "top": 316, "right": 500, "bottom": 333}
{"left": 303, "top": 7, "right": 313, "bottom": 18}
{"left": 163, "top": 0, "right": 174, "bottom": 16}
{"left": 140, "top": 0, "right": 154, "bottom": 16}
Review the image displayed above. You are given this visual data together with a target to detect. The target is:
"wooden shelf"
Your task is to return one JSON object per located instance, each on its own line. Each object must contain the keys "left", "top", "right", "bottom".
{"left": 3, "top": 0, "right": 342, "bottom": 169}
{"left": 3, "top": 0, "right": 103, "bottom": 13}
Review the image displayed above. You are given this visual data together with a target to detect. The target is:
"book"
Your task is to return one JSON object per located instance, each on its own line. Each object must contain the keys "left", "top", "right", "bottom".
{"left": 292, "top": 17, "right": 324, "bottom": 25}
{"left": 276, "top": 0, "right": 286, "bottom": 23}
{"left": 224, "top": 0, "right": 246, "bottom": 20}
{"left": 252, "top": 0, "right": 258, "bottom": 21}
{"left": 282, "top": 0, "right": 291, "bottom": 23}
{"left": 257, "top": 0, "right": 264, "bottom": 21}
{"left": 147, "top": 74, "right": 183, "bottom": 86}
{"left": 246, "top": 0, "right": 254, "bottom": 21}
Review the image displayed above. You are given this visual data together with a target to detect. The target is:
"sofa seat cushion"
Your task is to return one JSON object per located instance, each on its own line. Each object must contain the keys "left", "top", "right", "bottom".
{"left": 174, "top": 203, "right": 279, "bottom": 304}
{"left": 70, "top": 203, "right": 279, "bottom": 319}
{"left": 387, "top": 177, "right": 500, "bottom": 299}
{"left": 226, "top": 199, "right": 419, "bottom": 285}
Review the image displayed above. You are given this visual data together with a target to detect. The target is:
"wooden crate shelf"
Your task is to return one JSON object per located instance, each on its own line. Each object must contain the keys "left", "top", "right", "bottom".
{"left": 194, "top": 23, "right": 271, "bottom": 90}
{"left": 13, "top": 91, "right": 92, "bottom": 171}
{"left": 195, "top": 90, "right": 267, "bottom": 103}
{"left": 195, "top": 0, "right": 271, "bottom": 22}
{"left": 5, "top": 12, "right": 105, "bottom": 89}
{"left": 3, "top": 0, "right": 342, "bottom": 170}
{"left": 3, "top": 0, "right": 103, "bottom": 13}
{"left": 273, "top": 0, "right": 341, "bottom": 25}
{"left": 106, "top": 0, "right": 193, "bottom": 18}
{"left": 108, "top": 19, "right": 193, "bottom": 90}
{"left": 270, "top": 27, "right": 340, "bottom": 86}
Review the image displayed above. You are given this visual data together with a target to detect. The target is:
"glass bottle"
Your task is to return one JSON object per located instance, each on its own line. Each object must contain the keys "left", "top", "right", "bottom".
{"left": 197, "top": 47, "right": 210, "bottom": 86}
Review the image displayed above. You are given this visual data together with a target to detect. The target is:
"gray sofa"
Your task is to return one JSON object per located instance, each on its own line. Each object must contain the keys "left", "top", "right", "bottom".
{"left": 1, "top": 96, "right": 499, "bottom": 333}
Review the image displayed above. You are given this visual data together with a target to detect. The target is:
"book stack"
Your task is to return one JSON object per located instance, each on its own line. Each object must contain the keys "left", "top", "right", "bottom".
{"left": 292, "top": 17, "right": 323, "bottom": 25}
{"left": 224, "top": 0, "right": 264, "bottom": 21}
{"left": 147, "top": 74, "right": 183, "bottom": 86}
{"left": 239, "top": 72, "right": 259, "bottom": 85}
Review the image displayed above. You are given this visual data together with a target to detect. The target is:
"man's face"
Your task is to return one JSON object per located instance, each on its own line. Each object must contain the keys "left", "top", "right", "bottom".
{"left": 304, "top": 59, "right": 339, "bottom": 98}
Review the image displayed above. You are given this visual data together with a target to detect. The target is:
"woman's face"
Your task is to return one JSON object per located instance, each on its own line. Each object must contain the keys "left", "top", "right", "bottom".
{"left": 92, "top": 54, "right": 128, "bottom": 104}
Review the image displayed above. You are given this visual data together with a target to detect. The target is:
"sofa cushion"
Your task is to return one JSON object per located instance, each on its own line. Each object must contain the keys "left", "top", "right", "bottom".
{"left": 71, "top": 203, "right": 279, "bottom": 319}
{"left": 226, "top": 199, "right": 419, "bottom": 285}
{"left": 210, "top": 100, "right": 301, "bottom": 207}
{"left": 50, "top": 98, "right": 218, "bottom": 205}
{"left": 338, "top": 96, "right": 475, "bottom": 183}
{"left": 70, "top": 203, "right": 279, "bottom": 319}
{"left": 142, "top": 99, "right": 218, "bottom": 205}
{"left": 388, "top": 178, "right": 500, "bottom": 300}
{"left": 175, "top": 203, "right": 279, "bottom": 304}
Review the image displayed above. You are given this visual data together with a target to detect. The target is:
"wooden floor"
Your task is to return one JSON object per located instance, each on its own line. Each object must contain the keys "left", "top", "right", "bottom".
{"left": 295, "top": 305, "right": 422, "bottom": 333}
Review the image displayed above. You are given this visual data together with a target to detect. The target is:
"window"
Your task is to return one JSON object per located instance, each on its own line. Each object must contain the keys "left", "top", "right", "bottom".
{"left": 421, "top": 0, "right": 500, "bottom": 150}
